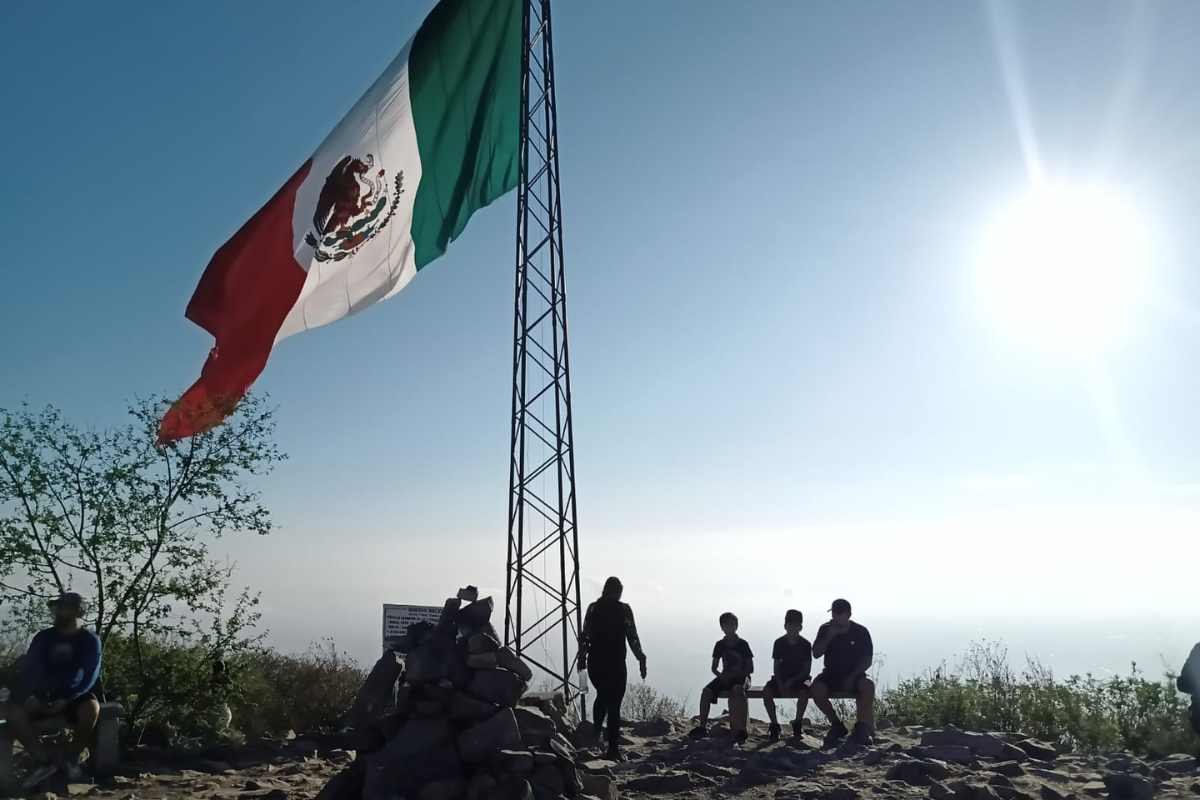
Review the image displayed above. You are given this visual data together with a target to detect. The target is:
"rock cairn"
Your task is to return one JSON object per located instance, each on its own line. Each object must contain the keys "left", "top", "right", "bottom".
{"left": 319, "top": 586, "right": 597, "bottom": 800}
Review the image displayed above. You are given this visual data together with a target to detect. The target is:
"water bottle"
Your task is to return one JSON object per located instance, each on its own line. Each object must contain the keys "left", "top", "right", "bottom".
{"left": 578, "top": 668, "right": 589, "bottom": 695}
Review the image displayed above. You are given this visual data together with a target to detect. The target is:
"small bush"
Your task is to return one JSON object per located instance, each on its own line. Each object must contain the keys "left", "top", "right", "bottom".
{"left": 881, "top": 640, "right": 1197, "bottom": 756}
{"left": 231, "top": 639, "right": 366, "bottom": 738}
{"left": 621, "top": 681, "right": 689, "bottom": 720}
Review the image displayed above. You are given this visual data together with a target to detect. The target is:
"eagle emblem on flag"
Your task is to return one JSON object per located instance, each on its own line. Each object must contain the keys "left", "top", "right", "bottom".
{"left": 304, "top": 154, "right": 405, "bottom": 263}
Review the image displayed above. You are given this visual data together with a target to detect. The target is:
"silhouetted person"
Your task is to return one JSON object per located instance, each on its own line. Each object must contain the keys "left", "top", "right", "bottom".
{"left": 1178, "top": 642, "right": 1200, "bottom": 739}
{"left": 811, "top": 598, "right": 875, "bottom": 746}
{"left": 578, "top": 577, "right": 647, "bottom": 760}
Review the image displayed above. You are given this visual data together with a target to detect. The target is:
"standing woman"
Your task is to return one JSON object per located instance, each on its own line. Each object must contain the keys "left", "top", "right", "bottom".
{"left": 577, "top": 577, "right": 648, "bottom": 760}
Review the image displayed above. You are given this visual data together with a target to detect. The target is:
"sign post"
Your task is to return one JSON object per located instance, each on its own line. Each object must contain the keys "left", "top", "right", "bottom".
{"left": 382, "top": 603, "right": 443, "bottom": 652}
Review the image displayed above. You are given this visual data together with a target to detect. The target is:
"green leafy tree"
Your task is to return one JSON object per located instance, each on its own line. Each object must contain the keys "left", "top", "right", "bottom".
{"left": 0, "top": 395, "right": 284, "bottom": 736}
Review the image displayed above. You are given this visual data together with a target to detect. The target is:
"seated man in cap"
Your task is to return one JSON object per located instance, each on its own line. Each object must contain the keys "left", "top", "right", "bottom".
{"left": 1178, "top": 641, "right": 1200, "bottom": 739}
{"left": 810, "top": 599, "right": 875, "bottom": 746}
{"left": 2, "top": 592, "right": 103, "bottom": 787}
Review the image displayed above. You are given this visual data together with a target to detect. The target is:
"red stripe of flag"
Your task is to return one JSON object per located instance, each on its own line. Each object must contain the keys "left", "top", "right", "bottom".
{"left": 158, "top": 161, "right": 313, "bottom": 443}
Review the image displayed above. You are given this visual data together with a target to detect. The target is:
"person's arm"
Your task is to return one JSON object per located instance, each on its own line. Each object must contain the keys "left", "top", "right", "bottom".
{"left": 850, "top": 630, "right": 874, "bottom": 680}
{"left": 811, "top": 624, "right": 833, "bottom": 659}
{"left": 17, "top": 631, "right": 48, "bottom": 693}
{"left": 711, "top": 644, "right": 722, "bottom": 678}
{"left": 577, "top": 603, "right": 595, "bottom": 669}
{"left": 623, "top": 604, "right": 647, "bottom": 678}
{"left": 67, "top": 632, "right": 102, "bottom": 700}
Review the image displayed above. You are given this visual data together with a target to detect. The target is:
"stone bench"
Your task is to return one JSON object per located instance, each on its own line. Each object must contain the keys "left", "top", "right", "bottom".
{"left": 0, "top": 702, "right": 123, "bottom": 796}
{"left": 718, "top": 685, "right": 855, "bottom": 700}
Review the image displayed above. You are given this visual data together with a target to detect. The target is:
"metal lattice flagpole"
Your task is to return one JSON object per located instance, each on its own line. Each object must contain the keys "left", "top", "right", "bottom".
{"left": 504, "top": 0, "right": 584, "bottom": 715}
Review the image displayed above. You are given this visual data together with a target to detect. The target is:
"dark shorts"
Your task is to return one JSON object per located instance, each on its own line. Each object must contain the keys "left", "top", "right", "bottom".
{"left": 765, "top": 676, "right": 811, "bottom": 696}
{"left": 704, "top": 675, "right": 750, "bottom": 697}
{"left": 10, "top": 690, "right": 99, "bottom": 720}
{"left": 812, "top": 671, "right": 869, "bottom": 696}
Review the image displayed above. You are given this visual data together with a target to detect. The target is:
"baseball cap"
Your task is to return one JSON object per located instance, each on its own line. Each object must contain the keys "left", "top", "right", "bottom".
{"left": 829, "top": 598, "right": 852, "bottom": 614}
{"left": 48, "top": 592, "right": 86, "bottom": 613}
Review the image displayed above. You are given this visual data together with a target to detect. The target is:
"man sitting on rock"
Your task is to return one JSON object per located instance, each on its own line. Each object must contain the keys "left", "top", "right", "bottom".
{"left": 763, "top": 609, "right": 812, "bottom": 742}
{"left": 1178, "top": 641, "right": 1200, "bottom": 739}
{"left": 810, "top": 598, "right": 875, "bottom": 747}
{"left": 577, "top": 576, "right": 648, "bottom": 761}
{"left": 689, "top": 612, "right": 754, "bottom": 745}
{"left": 2, "top": 592, "right": 102, "bottom": 788}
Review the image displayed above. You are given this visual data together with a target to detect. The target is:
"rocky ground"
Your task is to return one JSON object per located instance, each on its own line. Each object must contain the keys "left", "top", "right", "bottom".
{"left": 21, "top": 714, "right": 1200, "bottom": 800}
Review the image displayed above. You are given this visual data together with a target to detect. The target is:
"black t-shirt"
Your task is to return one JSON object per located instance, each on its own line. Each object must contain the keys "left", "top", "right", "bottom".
{"left": 817, "top": 621, "right": 872, "bottom": 676}
{"left": 712, "top": 637, "right": 754, "bottom": 677}
{"left": 771, "top": 635, "right": 812, "bottom": 682}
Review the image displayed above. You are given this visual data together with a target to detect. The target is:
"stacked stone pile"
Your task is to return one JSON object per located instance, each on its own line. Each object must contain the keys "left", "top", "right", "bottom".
{"left": 318, "top": 587, "right": 607, "bottom": 800}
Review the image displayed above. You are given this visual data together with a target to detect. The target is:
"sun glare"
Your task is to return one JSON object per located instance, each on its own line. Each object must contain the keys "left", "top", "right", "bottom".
{"left": 978, "top": 185, "right": 1147, "bottom": 348}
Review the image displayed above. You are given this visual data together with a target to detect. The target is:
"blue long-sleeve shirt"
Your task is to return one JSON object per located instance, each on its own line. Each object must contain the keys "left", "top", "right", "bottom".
{"left": 18, "top": 627, "right": 102, "bottom": 700}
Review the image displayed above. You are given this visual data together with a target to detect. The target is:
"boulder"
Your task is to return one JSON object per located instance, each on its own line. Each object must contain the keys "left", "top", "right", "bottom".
{"left": 887, "top": 760, "right": 951, "bottom": 786}
{"left": 630, "top": 719, "right": 673, "bottom": 738}
{"left": 375, "top": 716, "right": 455, "bottom": 760}
{"left": 421, "top": 780, "right": 468, "bottom": 800}
{"left": 468, "top": 653, "right": 500, "bottom": 670}
{"left": 407, "top": 635, "right": 462, "bottom": 683}
{"left": 862, "top": 749, "right": 887, "bottom": 766}
{"left": 929, "top": 781, "right": 957, "bottom": 800}
{"left": 364, "top": 741, "right": 461, "bottom": 798}
{"left": 1157, "top": 756, "right": 1196, "bottom": 774}
{"left": 460, "top": 597, "right": 496, "bottom": 628}
{"left": 775, "top": 781, "right": 825, "bottom": 800}
{"left": 531, "top": 764, "right": 565, "bottom": 795}
{"left": 313, "top": 769, "right": 365, "bottom": 800}
{"left": 1001, "top": 743, "right": 1030, "bottom": 763}
{"left": 468, "top": 774, "right": 499, "bottom": 800}
{"left": 624, "top": 773, "right": 692, "bottom": 794}
{"left": 1103, "top": 774, "right": 1153, "bottom": 800}
{"left": 437, "top": 598, "right": 463, "bottom": 633}
{"left": 579, "top": 775, "right": 617, "bottom": 800}
{"left": 920, "top": 746, "right": 974, "bottom": 765}
{"left": 459, "top": 708, "right": 522, "bottom": 764}
{"left": 1016, "top": 740, "right": 1058, "bottom": 762}
{"left": 990, "top": 762, "right": 1026, "bottom": 778}
{"left": 921, "top": 729, "right": 1007, "bottom": 758}
{"left": 497, "top": 647, "right": 535, "bottom": 682}
{"left": 492, "top": 750, "right": 535, "bottom": 776}
{"left": 469, "top": 630, "right": 503, "bottom": 654}
{"left": 1039, "top": 786, "right": 1067, "bottom": 800}
{"left": 470, "top": 669, "right": 527, "bottom": 708}
{"left": 514, "top": 707, "right": 558, "bottom": 748}
{"left": 489, "top": 778, "right": 535, "bottom": 800}
{"left": 449, "top": 692, "right": 501, "bottom": 722}
{"left": 345, "top": 651, "right": 404, "bottom": 729}
{"left": 1027, "top": 769, "right": 1072, "bottom": 784}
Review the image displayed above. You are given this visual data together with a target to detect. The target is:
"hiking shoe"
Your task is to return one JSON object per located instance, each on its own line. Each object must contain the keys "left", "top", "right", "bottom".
{"left": 791, "top": 719, "right": 805, "bottom": 738}
{"left": 605, "top": 747, "right": 625, "bottom": 763}
{"left": 850, "top": 722, "right": 874, "bottom": 746}
{"left": 734, "top": 729, "right": 749, "bottom": 745}
{"left": 23, "top": 762, "right": 58, "bottom": 790}
{"left": 687, "top": 724, "right": 708, "bottom": 739}
{"left": 767, "top": 722, "right": 781, "bottom": 742}
{"left": 822, "top": 720, "right": 849, "bottom": 747}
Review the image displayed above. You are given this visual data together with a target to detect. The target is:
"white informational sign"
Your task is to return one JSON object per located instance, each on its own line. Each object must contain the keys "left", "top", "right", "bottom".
{"left": 382, "top": 603, "right": 443, "bottom": 651}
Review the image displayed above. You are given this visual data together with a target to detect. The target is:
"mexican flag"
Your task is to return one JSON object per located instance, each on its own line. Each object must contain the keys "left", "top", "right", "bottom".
{"left": 159, "top": 0, "right": 521, "bottom": 442}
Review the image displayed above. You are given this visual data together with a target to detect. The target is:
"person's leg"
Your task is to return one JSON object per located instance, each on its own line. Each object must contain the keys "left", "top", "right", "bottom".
{"left": 855, "top": 677, "right": 875, "bottom": 728}
{"left": 590, "top": 668, "right": 610, "bottom": 735}
{"left": 697, "top": 687, "right": 713, "bottom": 725}
{"left": 809, "top": 676, "right": 838, "bottom": 725}
{"left": 606, "top": 665, "right": 627, "bottom": 755}
{"left": 730, "top": 684, "right": 748, "bottom": 733}
{"left": 763, "top": 680, "right": 779, "bottom": 726}
{"left": 68, "top": 697, "right": 101, "bottom": 762}
{"left": 4, "top": 697, "right": 48, "bottom": 761}
{"left": 795, "top": 686, "right": 811, "bottom": 725}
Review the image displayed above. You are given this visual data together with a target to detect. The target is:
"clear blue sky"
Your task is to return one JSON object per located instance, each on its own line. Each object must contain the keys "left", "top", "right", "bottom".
{"left": 4, "top": 1, "right": 1200, "bottom": 683}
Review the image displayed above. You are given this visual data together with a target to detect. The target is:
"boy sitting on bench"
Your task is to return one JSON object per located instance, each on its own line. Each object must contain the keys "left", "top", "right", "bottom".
{"left": 763, "top": 609, "right": 812, "bottom": 741}
{"left": 689, "top": 612, "right": 754, "bottom": 744}
{"left": 2, "top": 592, "right": 102, "bottom": 788}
